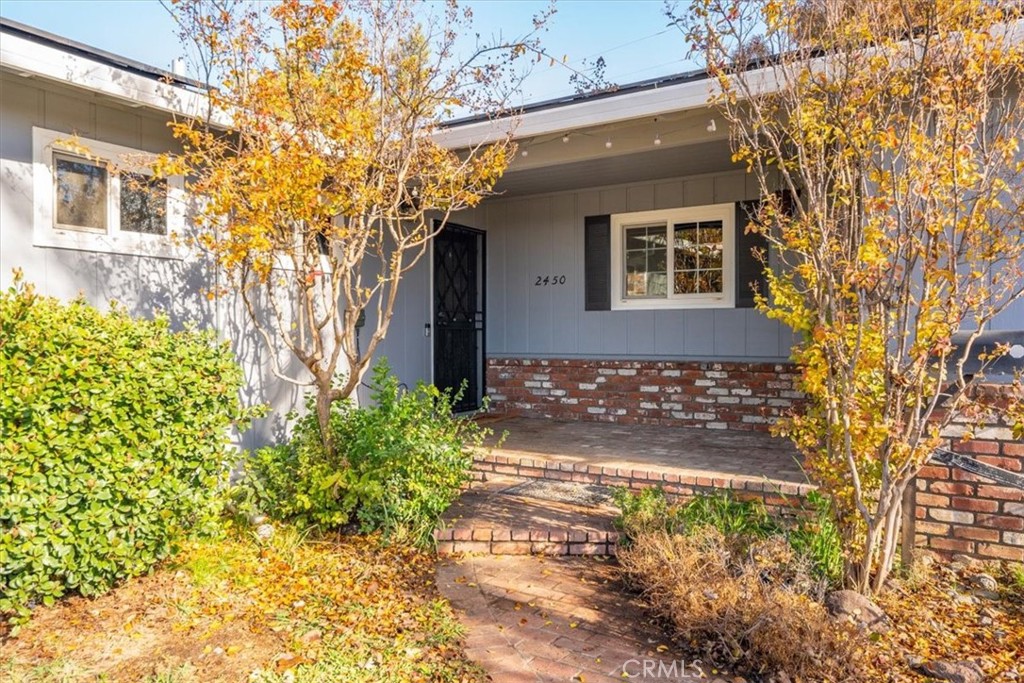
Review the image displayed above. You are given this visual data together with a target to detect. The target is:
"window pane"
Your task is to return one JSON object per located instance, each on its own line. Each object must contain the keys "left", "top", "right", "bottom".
{"left": 120, "top": 173, "right": 167, "bottom": 235}
{"left": 675, "top": 270, "right": 698, "bottom": 294}
{"left": 626, "top": 250, "right": 648, "bottom": 273}
{"left": 703, "top": 269, "right": 723, "bottom": 293}
{"left": 623, "top": 224, "right": 668, "bottom": 298}
{"left": 55, "top": 156, "right": 107, "bottom": 230}
{"left": 648, "top": 248, "right": 666, "bottom": 272}
{"left": 647, "top": 272, "right": 667, "bottom": 296}
{"left": 626, "top": 272, "right": 648, "bottom": 297}
{"left": 673, "top": 220, "right": 724, "bottom": 295}
{"left": 625, "top": 227, "right": 647, "bottom": 250}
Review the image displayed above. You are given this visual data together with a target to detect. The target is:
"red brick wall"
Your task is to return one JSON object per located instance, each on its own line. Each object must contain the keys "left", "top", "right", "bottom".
{"left": 485, "top": 357, "right": 805, "bottom": 432}
{"left": 914, "top": 423, "right": 1024, "bottom": 562}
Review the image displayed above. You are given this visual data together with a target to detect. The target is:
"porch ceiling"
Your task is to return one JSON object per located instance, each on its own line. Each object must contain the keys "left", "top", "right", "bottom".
{"left": 493, "top": 138, "right": 740, "bottom": 197}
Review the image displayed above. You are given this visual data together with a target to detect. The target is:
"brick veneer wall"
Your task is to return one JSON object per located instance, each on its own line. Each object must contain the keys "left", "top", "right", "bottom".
{"left": 485, "top": 357, "right": 805, "bottom": 432}
{"left": 914, "top": 421, "right": 1024, "bottom": 562}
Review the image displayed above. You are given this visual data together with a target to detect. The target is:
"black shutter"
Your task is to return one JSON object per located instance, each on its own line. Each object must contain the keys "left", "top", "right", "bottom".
{"left": 735, "top": 200, "right": 768, "bottom": 308}
{"left": 584, "top": 214, "right": 611, "bottom": 311}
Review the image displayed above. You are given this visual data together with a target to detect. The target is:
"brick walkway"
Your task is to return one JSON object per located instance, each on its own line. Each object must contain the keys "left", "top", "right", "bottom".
{"left": 437, "top": 554, "right": 704, "bottom": 683}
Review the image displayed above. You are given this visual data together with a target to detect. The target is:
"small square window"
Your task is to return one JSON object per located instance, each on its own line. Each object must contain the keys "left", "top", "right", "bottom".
{"left": 54, "top": 154, "right": 108, "bottom": 231}
{"left": 120, "top": 173, "right": 168, "bottom": 235}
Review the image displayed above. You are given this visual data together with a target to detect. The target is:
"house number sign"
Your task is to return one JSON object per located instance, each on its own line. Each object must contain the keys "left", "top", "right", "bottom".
{"left": 534, "top": 275, "right": 567, "bottom": 286}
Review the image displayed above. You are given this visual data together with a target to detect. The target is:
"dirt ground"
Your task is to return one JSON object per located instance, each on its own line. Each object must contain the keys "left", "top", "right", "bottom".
{"left": 1, "top": 566, "right": 284, "bottom": 682}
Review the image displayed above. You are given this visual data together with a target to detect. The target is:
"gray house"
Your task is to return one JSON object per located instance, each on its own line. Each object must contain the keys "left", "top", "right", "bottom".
{"left": 3, "top": 17, "right": 1022, "bottom": 443}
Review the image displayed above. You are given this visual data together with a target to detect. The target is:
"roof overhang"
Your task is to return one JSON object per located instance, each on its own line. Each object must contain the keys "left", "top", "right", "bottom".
{"left": 435, "top": 75, "right": 722, "bottom": 150}
{"left": 0, "top": 19, "right": 221, "bottom": 124}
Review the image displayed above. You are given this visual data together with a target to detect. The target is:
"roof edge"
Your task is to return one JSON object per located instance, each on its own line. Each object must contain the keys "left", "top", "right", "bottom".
{"left": 0, "top": 16, "right": 206, "bottom": 91}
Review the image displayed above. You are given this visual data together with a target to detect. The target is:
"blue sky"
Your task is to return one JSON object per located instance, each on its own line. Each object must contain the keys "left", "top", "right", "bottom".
{"left": 0, "top": 0, "right": 697, "bottom": 105}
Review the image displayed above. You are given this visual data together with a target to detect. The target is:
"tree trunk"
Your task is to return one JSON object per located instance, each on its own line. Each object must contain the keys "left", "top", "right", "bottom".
{"left": 315, "top": 387, "right": 334, "bottom": 457}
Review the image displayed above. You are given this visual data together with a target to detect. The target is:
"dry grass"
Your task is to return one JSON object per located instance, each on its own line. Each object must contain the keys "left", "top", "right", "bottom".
{"left": 618, "top": 526, "right": 868, "bottom": 683}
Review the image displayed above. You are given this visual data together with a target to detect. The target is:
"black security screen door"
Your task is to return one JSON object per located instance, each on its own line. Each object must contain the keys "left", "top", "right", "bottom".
{"left": 433, "top": 223, "right": 485, "bottom": 412}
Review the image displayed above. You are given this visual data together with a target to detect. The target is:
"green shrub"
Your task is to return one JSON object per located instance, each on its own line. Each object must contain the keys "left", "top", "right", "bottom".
{"left": 0, "top": 275, "right": 247, "bottom": 627}
{"left": 612, "top": 486, "right": 673, "bottom": 540}
{"left": 233, "top": 402, "right": 355, "bottom": 530}
{"left": 235, "top": 360, "right": 486, "bottom": 546}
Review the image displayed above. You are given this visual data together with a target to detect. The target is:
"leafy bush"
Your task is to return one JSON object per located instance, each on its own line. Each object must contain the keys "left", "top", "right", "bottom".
{"left": 235, "top": 360, "right": 485, "bottom": 546}
{"left": 1, "top": 275, "right": 247, "bottom": 627}
{"left": 234, "top": 403, "right": 355, "bottom": 530}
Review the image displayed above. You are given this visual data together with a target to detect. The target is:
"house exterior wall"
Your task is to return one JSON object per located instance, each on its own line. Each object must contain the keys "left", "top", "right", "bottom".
{"left": 475, "top": 171, "right": 797, "bottom": 361}
{"left": 450, "top": 170, "right": 798, "bottom": 425}
{"left": 0, "top": 73, "right": 307, "bottom": 448}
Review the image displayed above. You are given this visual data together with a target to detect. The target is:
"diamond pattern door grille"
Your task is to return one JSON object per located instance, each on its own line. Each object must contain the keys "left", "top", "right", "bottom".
{"left": 434, "top": 224, "right": 484, "bottom": 412}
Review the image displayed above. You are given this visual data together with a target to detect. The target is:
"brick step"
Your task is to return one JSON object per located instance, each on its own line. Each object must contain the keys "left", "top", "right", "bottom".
{"left": 435, "top": 476, "right": 620, "bottom": 556}
{"left": 471, "top": 449, "right": 814, "bottom": 509}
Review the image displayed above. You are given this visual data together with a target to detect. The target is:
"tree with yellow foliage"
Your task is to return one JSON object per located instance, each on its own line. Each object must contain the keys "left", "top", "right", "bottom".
{"left": 682, "top": 0, "right": 1024, "bottom": 593}
{"left": 158, "top": 0, "right": 560, "bottom": 455}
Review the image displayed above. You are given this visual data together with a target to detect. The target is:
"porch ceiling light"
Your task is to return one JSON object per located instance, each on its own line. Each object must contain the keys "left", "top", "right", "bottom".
{"left": 605, "top": 138, "right": 613, "bottom": 149}
{"left": 706, "top": 119, "right": 717, "bottom": 133}
{"left": 521, "top": 149, "right": 529, "bottom": 157}
{"left": 654, "top": 133, "right": 662, "bottom": 146}
{"left": 562, "top": 134, "right": 570, "bottom": 143}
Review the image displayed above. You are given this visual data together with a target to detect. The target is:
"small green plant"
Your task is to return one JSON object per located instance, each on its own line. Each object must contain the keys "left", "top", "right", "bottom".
{"left": 787, "top": 490, "right": 844, "bottom": 585}
{"left": 0, "top": 274, "right": 249, "bottom": 629}
{"left": 1007, "top": 563, "right": 1024, "bottom": 594}
{"left": 231, "top": 401, "right": 356, "bottom": 530}
{"left": 614, "top": 488, "right": 842, "bottom": 586}
{"left": 612, "top": 486, "right": 672, "bottom": 539}
{"left": 615, "top": 488, "right": 779, "bottom": 542}
{"left": 234, "top": 360, "right": 486, "bottom": 546}
{"left": 677, "top": 492, "right": 780, "bottom": 538}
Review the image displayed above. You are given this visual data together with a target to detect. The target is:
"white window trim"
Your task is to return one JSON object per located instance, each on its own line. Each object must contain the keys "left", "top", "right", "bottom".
{"left": 610, "top": 203, "right": 736, "bottom": 310}
{"left": 32, "top": 126, "right": 187, "bottom": 259}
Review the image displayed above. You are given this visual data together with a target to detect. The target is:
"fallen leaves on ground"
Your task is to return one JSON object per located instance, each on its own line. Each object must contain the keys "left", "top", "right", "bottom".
{"left": 1, "top": 526, "right": 487, "bottom": 683}
{"left": 867, "top": 559, "right": 1024, "bottom": 682}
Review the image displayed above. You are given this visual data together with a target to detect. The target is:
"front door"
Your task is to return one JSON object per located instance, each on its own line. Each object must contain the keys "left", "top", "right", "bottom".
{"left": 433, "top": 223, "right": 485, "bottom": 412}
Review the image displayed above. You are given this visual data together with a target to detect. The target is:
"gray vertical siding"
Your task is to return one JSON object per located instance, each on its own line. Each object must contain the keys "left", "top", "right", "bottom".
{"left": 473, "top": 172, "right": 800, "bottom": 361}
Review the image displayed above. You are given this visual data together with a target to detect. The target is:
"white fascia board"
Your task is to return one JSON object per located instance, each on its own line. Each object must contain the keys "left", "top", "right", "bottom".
{"left": 434, "top": 66, "right": 785, "bottom": 150}
{"left": 0, "top": 29, "right": 226, "bottom": 125}
{"left": 436, "top": 76, "right": 730, "bottom": 150}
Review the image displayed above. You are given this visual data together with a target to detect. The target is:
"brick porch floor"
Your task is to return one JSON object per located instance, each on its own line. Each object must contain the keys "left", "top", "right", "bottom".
{"left": 475, "top": 416, "right": 810, "bottom": 494}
